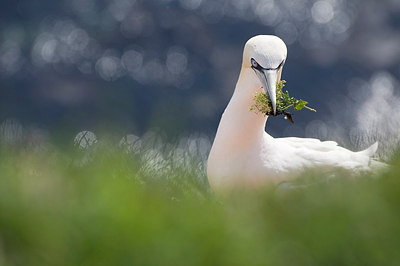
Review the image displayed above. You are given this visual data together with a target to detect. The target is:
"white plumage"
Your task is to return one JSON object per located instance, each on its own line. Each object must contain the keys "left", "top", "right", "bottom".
{"left": 207, "top": 35, "right": 382, "bottom": 192}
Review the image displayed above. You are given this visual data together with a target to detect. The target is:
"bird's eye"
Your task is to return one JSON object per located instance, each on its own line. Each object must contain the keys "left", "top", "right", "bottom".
{"left": 251, "top": 58, "right": 258, "bottom": 68}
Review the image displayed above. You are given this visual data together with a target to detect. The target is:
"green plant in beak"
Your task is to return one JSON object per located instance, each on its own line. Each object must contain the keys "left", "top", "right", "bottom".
{"left": 250, "top": 80, "right": 316, "bottom": 123}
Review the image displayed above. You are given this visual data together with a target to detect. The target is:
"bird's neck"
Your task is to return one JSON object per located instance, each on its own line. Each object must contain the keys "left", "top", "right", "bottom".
{"left": 215, "top": 68, "right": 270, "bottom": 149}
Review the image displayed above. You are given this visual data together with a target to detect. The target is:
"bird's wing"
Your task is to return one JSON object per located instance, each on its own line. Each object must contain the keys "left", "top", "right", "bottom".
{"left": 274, "top": 137, "right": 376, "bottom": 171}
{"left": 278, "top": 137, "right": 339, "bottom": 152}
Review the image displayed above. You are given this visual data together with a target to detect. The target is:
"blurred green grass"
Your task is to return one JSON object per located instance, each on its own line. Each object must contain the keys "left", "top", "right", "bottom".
{"left": 0, "top": 144, "right": 400, "bottom": 266}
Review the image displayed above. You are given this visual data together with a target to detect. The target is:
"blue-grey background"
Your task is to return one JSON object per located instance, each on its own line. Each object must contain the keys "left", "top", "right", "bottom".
{"left": 1, "top": 0, "right": 400, "bottom": 157}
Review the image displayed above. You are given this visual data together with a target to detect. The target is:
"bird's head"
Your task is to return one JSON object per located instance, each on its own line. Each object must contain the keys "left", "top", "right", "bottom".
{"left": 243, "top": 35, "right": 287, "bottom": 115}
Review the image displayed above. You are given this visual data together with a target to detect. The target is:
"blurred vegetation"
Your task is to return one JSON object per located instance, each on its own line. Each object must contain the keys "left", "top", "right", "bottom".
{"left": 0, "top": 140, "right": 399, "bottom": 265}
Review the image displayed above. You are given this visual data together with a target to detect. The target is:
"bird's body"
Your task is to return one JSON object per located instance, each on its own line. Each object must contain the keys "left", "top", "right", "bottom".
{"left": 207, "top": 35, "right": 382, "bottom": 191}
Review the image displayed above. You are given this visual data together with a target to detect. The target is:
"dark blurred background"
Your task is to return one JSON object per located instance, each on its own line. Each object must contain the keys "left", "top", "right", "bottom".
{"left": 1, "top": 0, "right": 400, "bottom": 156}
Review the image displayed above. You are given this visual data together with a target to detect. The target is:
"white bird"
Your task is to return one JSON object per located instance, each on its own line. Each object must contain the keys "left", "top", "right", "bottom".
{"left": 207, "top": 35, "right": 383, "bottom": 192}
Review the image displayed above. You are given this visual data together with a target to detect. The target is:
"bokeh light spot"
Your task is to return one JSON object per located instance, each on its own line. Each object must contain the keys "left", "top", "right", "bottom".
{"left": 41, "top": 39, "right": 58, "bottom": 63}
{"left": 74, "top": 131, "right": 97, "bottom": 149}
{"left": 312, "top": 1, "right": 334, "bottom": 24}
{"left": 122, "top": 49, "right": 143, "bottom": 73}
{"left": 166, "top": 46, "right": 188, "bottom": 75}
{"left": 67, "top": 28, "right": 89, "bottom": 51}
{"left": 95, "top": 56, "right": 124, "bottom": 81}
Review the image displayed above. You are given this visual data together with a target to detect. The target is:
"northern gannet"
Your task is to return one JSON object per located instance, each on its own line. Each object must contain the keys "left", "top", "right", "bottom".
{"left": 207, "top": 35, "right": 382, "bottom": 192}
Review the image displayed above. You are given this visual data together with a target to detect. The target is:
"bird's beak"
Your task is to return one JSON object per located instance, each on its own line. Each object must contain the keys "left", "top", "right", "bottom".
{"left": 254, "top": 68, "right": 279, "bottom": 115}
